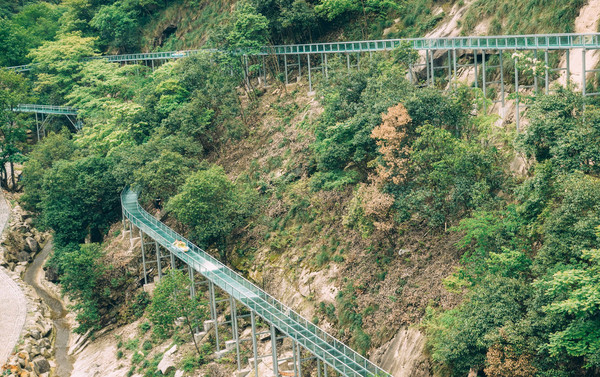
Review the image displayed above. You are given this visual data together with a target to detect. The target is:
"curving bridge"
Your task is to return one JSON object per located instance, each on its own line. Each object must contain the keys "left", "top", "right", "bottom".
{"left": 9, "top": 32, "right": 600, "bottom": 131}
{"left": 122, "top": 188, "right": 389, "bottom": 377}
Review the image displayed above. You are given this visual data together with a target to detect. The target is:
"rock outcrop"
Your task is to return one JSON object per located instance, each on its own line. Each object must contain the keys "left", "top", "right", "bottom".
{"left": 0, "top": 196, "right": 55, "bottom": 377}
{"left": 1, "top": 203, "right": 49, "bottom": 274}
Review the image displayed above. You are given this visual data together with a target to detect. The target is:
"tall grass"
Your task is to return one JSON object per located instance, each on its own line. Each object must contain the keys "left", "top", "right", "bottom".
{"left": 461, "top": 0, "right": 586, "bottom": 35}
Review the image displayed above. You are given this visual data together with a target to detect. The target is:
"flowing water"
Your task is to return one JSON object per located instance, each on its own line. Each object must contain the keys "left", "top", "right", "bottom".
{"left": 24, "top": 240, "right": 73, "bottom": 377}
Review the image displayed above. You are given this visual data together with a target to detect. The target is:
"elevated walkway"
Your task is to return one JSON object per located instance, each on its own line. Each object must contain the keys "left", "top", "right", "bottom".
{"left": 12, "top": 104, "right": 78, "bottom": 116}
{"left": 121, "top": 188, "right": 389, "bottom": 377}
{"left": 7, "top": 33, "right": 600, "bottom": 70}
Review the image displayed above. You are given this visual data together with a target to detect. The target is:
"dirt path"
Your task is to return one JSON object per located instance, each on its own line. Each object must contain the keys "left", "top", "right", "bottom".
{"left": 0, "top": 193, "right": 26, "bottom": 366}
{"left": 559, "top": 0, "right": 600, "bottom": 87}
{"left": 24, "top": 240, "right": 73, "bottom": 377}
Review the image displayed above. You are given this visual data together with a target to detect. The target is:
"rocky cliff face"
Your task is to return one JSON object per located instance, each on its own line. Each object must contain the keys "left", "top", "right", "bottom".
{"left": 1, "top": 202, "right": 47, "bottom": 274}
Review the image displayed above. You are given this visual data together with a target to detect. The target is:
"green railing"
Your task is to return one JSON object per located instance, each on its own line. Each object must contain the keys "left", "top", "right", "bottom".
{"left": 12, "top": 104, "right": 78, "bottom": 115}
{"left": 261, "top": 33, "right": 600, "bottom": 54}
{"left": 121, "top": 188, "right": 390, "bottom": 377}
{"left": 7, "top": 33, "right": 600, "bottom": 71}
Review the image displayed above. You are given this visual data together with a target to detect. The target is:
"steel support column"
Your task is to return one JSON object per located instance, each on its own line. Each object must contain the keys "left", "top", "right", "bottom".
{"left": 271, "top": 325, "right": 278, "bottom": 377}
{"left": 583, "top": 49, "right": 587, "bottom": 96}
{"left": 482, "top": 50, "right": 487, "bottom": 105}
{"left": 35, "top": 112, "right": 40, "bottom": 141}
{"left": 140, "top": 231, "right": 148, "bottom": 285}
{"left": 452, "top": 49, "right": 457, "bottom": 88}
{"left": 230, "top": 297, "right": 241, "bottom": 370}
{"left": 447, "top": 50, "right": 452, "bottom": 83}
{"left": 430, "top": 50, "right": 434, "bottom": 85}
{"left": 566, "top": 49, "right": 571, "bottom": 84}
{"left": 292, "top": 342, "right": 298, "bottom": 376}
{"left": 155, "top": 241, "right": 162, "bottom": 280}
{"left": 426, "top": 50, "right": 430, "bottom": 86}
{"left": 534, "top": 50, "right": 539, "bottom": 94}
{"left": 515, "top": 56, "right": 520, "bottom": 133}
{"left": 474, "top": 50, "right": 478, "bottom": 88}
{"left": 251, "top": 312, "right": 259, "bottom": 377}
{"left": 284, "top": 55, "right": 289, "bottom": 85}
{"left": 347, "top": 53, "right": 351, "bottom": 72}
{"left": 308, "top": 54, "right": 312, "bottom": 91}
{"left": 500, "top": 52, "right": 505, "bottom": 106}
{"left": 188, "top": 265, "right": 195, "bottom": 298}
{"left": 170, "top": 250, "right": 176, "bottom": 271}
{"left": 209, "top": 281, "right": 220, "bottom": 352}
{"left": 296, "top": 342, "right": 302, "bottom": 377}
{"left": 545, "top": 50, "right": 549, "bottom": 94}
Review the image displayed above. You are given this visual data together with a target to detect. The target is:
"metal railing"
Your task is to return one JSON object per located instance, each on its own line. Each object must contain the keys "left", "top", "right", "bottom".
{"left": 261, "top": 33, "right": 600, "bottom": 54}
{"left": 121, "top": 188, "right": 390, "bottom": 377}
{"left": 7, "top": 33, "right": 600, "bottom": 71}
{"left": 12, "top": 104, "right": 78, "bottom": 115}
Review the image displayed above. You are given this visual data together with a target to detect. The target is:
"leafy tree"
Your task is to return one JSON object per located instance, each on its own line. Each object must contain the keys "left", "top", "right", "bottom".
{"left": 541, "top": 238, "right": 600, "bottom": 368}
{"left": 58, "top": 0, "right": 96, "bottom": 36}
{"left": 21, "top": 132, "right": 76, "bottom": 212}
{"left": 394, "top": 123, "right": 505, "bottom": 227}
{"left": 315, "top": 0, "right": 399, "bottom": 37}
{"left": 425, "top": 276, "right": 531, "bottom": 377}
{"left": 28, "top": 33, "right": 98, "bottom": 104}
{"left": 0, "top": 18, "right": 31, "bottom": 67}
{"left": 167, "top": 165, "right": 255, "bottom": 257}
{"left": 517, "top": 88, "right": 581, "bottom": 163}
{"left": 312, "top": 58, "right": 413, "bottom": 188}
{"left": 12, "top": 2, "right": 62, "bottom": 49}
{"left": 278, "top": 0, "right": 318, "bottom": 41}
{"left": 90, "top": 2, "right": 140, "bottom": 52}
{"left": 134, "top": 150, "right": 193, "bottom": 204}
{"left": 225, "top": 1, "right": 270, "bottom": 51}
{"left": 41, "top": 156, "right": 122, "bottom": 245}
{"left": 148, "top": 269, "right": 208, "bottom": 354}
{"left": 55, "top": 243, "right": 106, "bottom": 333}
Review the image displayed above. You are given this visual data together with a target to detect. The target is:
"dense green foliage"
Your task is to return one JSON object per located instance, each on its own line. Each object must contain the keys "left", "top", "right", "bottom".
{"left": 167, "top": 165, "right": 256, "bottom": 255}
{"left": 5, "top": 2, "right": 600, "bottom": 376}
{"left": 41, "top": 155, "right": 122, "bottom": 245}
{"left": 424, "top": 92, "right": 600, "bottom": 377}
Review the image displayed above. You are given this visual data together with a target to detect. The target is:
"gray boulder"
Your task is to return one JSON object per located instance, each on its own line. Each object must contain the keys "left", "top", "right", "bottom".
{"left": 32, "top": 356, "right": 50, "bottom": 374}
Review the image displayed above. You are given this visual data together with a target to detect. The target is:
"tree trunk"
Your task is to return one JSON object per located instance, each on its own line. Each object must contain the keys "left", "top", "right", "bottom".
{"left": 10, "top": 161, "right": 15, "bottom": 192}
{"left": 185, "top": 314, "right": 201, "bottom": 355}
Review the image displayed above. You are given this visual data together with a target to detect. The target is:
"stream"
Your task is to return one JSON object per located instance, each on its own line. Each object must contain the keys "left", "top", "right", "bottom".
{"left": 24, "top": 240, "right": 73, "bottom": 377}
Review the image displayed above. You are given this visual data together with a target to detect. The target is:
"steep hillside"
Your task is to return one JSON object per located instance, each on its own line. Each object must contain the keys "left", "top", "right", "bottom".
{"left": 3, "top": 1, "right": 600, "bottom": 377}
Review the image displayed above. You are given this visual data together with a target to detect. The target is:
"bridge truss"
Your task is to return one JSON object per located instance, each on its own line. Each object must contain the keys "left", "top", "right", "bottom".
{"left": 11, "top": 104, "right": 80, "bottom": 140}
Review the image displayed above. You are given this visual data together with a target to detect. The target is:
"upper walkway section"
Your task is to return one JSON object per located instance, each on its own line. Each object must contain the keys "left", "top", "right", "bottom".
{"left": 6, "top": 33, "right": 600, "bottom": 71}
{"left": 12, "top": 104, "right": 78, "bottom": 116}
{"left": 263, "top": 33, "right": 600, "bottom": 54}
{"left": 121, "top": 188, "right": 390, "bottom": 377}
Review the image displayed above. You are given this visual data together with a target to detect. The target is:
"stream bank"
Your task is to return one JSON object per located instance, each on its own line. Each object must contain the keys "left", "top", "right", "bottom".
{"left": 24, "top": 240, "right": 74, "bottom": 377}
{"left": 0, "top": 193, "right": 69, "bottom": 377}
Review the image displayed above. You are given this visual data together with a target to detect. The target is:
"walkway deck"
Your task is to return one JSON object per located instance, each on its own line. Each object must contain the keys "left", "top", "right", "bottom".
{"left": 121, "top": 188, "right": 389, "bottom": 377}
